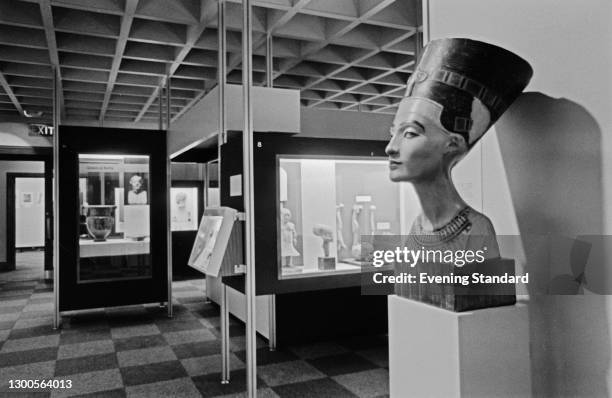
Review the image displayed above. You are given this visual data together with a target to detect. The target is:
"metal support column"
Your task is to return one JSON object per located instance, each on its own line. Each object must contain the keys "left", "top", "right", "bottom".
{"left": 166, "top": 68, "right": 173, "bottom": 318}
{"left": 218, "top": 0, "right": 227, "bottom": 145}
{"left": 158, "top": 80, "right": 163, "bottom": 130}
{"left": 220, "top": 283, "right": 230, "bottom": 383}
{"left": 242, "top": 0, "right": 257, "bottom": 396}
{"left": 265, "top": 32, "right": 277, "bottom": 352}
{"left": 217, "top": 0, "right": 231, "bottom": 385}
{"left": 52, "top": 66, "right": 61, "bottom": 330}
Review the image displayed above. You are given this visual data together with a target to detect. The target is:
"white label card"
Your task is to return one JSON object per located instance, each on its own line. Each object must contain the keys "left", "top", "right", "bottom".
{"left": 230, "top": 174, "right": 242, "bottom": 197}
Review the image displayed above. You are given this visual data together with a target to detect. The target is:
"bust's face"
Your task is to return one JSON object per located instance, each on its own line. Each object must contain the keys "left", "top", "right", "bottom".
{"left": 130, "top": 176, "right": 143, "bottom": 191}
{"left": 386, "top": 98, "right": 452, "bottom": 183}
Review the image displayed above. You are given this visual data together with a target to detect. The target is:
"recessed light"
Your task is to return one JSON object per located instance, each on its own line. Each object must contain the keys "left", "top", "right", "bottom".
{"left": 23, "top": 110, "right": 44, "bottom": 118}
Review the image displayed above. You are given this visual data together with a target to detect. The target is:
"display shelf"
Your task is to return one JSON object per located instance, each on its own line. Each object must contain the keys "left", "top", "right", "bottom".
{"left": 281, "top": 262, "right": 361, "bottom": 279}
{"left": 79, "top": 238, "right": 150, "bottom": 258}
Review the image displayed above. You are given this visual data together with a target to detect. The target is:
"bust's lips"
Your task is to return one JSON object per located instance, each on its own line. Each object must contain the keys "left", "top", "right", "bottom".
{"left": 389, "top": 160, "right": 401, "bottom": 170}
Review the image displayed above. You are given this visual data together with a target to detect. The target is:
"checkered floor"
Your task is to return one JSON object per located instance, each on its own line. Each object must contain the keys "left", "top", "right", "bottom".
{"left": 0, "top": 277, "right": 389, "bottom": 397}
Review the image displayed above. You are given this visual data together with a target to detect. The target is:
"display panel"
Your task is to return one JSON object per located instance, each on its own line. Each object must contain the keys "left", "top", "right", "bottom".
{"left": 171, "top": 187, "right": 198, "bottom": 231}
{"left": 78, "top": 154, "right": 151, "bottom": 283}
{"left": 278, "top": 156, "right": 402, "bottom": 279}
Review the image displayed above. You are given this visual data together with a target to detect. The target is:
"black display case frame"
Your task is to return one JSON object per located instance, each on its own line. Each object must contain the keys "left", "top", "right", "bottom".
{"left": 58, "top": 126, "right": 168, "bottom": 311}
{"left": 221, "top": 132, "right": 394, "bottom": 296}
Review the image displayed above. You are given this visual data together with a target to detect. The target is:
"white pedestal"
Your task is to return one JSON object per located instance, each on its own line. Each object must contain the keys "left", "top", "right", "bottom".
{"left": 389, "top": 295, "right": 531, "bottom": 398}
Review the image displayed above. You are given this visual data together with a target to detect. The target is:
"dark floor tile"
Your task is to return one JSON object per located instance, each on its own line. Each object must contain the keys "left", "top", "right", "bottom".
{"left": 55, "top": 352, "right": 118, "bottom": 377}
{"left": 9, "top": 324, "right": 60, "bottom": 339}
{"left": 0, "top": 391, "right": 51, "bottom": 398}
{"left": 338, "top": 334, "right": 388, "bottom": 350}
{"left": 120, "top": 360, "right": 187, "bottom": 386}
{"left": 192, "top": 368, "right": 267, "bottom": 398}
{"left": 63, "top": 313, "right": 110, "bottom": 330}
{"left": 234, "top": 347, "right": 298, "bottom": 366}
{"left": 107, "top": 313, "right": 155, "bottom": 328}
{"left": 113, "top": 334, "right": 166, "bottom": 352}
{"left": 0, "top": 346, "right": 58, "bottom": 367}
{"left": 307, "top": 353, "right": 379, "bottom": 377}
{"left": 2, "top": 283, "right": 36, "bottom": 291}
{"left": 60, "top": 328, "right": 111, "bottom": 345}
{"left": 0, "top": 305, "right": 25, "bottom": 315}
{"left": 172, "top": 340, "right": 221, "bottom": 359}
{"left": 178, "top": 295, "right": 210, "bottom": 304}
{"left": 273, "top": 377, "right": 357, "bottom": 398}
{"left": 155, "top": 319, "right": 205, "bottom": 333}
{"left": 71, "top": 388, "right": 126, "bottom": 398}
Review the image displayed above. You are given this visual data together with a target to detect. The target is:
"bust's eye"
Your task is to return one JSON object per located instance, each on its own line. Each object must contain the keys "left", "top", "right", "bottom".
{"left": 400, "top": 126, "right": 421, "bottom": 138}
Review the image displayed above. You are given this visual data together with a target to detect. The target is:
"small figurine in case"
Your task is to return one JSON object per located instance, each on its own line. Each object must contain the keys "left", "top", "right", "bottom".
{"left": 313, "top": 224, "right": 336, "bottom": 270}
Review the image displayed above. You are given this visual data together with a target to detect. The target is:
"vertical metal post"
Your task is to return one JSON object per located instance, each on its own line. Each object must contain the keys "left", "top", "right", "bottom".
{"left": 266, "top": 33, "right": 273, "bottom": 88}
{"left": 221, "top": 283, "right": 230, "bottom": 383}
{"left": 242, "top": 0, "right": 257, "bottom": 396}
{"left": 52, "top": 66, "right": 61, "bottom": 330}
{"left": 218, "top": 0, "right": 227, "bottom": 145}
{"left": 218, "top": 0, "right": 230, "bottom": 384}
{"left": 166, "top": 68, "right": 173, "bottom": 318}
{"left": 166, "top": 69, "right": 171, "bottom": 130}
{"left": 158, "top": 80, "right": 163, "bottom": 130}
{"left": 265, "top": 32, "right": 277, "bottom": 352}
{"left": 421, "top": 0, "right": 430, "bottom": 46}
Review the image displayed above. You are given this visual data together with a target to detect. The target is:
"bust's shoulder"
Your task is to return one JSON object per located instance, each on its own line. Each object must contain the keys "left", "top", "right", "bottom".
{"left": 465, "top": 208, "right": 496, "bottom": 235}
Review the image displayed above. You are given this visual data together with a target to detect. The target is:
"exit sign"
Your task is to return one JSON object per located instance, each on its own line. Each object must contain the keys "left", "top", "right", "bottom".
{"left": 28, "top": 124, "right": 54, "bottom": 137}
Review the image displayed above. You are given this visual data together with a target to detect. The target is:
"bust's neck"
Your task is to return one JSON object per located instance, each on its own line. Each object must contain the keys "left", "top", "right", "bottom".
{"left": 412, "top": 175, "right": 467, "bottom": 231}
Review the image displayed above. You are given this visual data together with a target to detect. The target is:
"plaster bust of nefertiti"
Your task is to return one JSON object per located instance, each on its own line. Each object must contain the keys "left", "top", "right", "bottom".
{"left": 386, "top": 38, "right": 533, "bottom": 260}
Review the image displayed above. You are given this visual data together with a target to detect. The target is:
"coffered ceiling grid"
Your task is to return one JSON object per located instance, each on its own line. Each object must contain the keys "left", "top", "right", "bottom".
{"left": 0, "top": 0, "right": 418, "bottom": 126}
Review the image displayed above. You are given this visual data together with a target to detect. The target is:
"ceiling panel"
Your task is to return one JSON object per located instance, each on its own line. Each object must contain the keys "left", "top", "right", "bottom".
{"left": 1, "top": 0, "right": 417, "bottom": 123}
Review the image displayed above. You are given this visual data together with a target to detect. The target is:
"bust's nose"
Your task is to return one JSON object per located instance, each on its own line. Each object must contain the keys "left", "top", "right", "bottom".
{"left": 385, "top": 134, "right": 400, "bottom": 157}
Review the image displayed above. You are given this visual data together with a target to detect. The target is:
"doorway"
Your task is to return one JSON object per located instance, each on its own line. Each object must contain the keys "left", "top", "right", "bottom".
{"left": 0, "top": 148, "right": 53, "bottom": 283}
{"left": 6, "top": 173, "right": 45, "bottom": 281}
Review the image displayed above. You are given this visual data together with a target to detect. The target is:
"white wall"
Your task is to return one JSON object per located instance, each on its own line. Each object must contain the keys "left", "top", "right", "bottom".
{"left": 298, "top": 108, "right": 393, "bottom": 140}
{"left": 15, "top": 177, "right": 45, "bottom": 248}
{"left": 428, "top": 0, "right": 612, "bottom": 396}
{"left": 0, "top": 161, "right": 45, "bottom": 263}
{"left": 0, "top": 123, "right": 52, "bottom": 147}
{"left": 168, "top": 85, "right": 300, "bottom": 156}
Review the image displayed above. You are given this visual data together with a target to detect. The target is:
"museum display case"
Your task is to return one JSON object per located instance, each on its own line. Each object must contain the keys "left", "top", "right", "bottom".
{"left": 277, "top": 156, "right": 401, "bottom": 279}
{"left": 220, "top": 133, "right": 407, "bottom": 294}
{"left": 78, "top": 154, "right": 151, "bottom": 283}
{"left": 59, "top": 126, "right": 168, "bottom": 311}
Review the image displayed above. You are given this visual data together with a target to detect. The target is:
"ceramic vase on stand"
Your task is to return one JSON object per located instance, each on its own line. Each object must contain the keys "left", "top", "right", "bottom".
{"left": 84, "top": 205, "right": 116, "bottom": 242}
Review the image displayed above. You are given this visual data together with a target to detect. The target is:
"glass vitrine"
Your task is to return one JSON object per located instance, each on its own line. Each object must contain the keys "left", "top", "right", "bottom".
{"left": 59, "top": 126, "right": 168, "bottom": 312}
{"left": 277, "top": 156, "right": 402, "bottom": 279}
{"left": 78, "top": 154, "right": 152, "bottom": 283}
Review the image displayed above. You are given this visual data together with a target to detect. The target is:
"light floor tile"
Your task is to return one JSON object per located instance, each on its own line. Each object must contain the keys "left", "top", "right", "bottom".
{"left": 333, "top": 368, "right": 389, "bottom": 398}
{"left": 117, "top": 345, "right": 177, "bottom": 368}
{"left": 0, "top": 360, "right": 56, "bottom": 389}
{"left": 125, "top": 377, "right": 201, "bottom": 398}
{"left": 110, "top": 324, "right": 161, "bottom": 340}
{"left": 163, "top": 328, "right": 216, "bottom": 346}
{"left": 58, "top": 340, "right": 115, "bottom": 360}
{"left": 50, "top": 368, "right": 123, "bottom": 398}
{"left": 180, "top": 353, "right": 244, "bottom": 377}
{"left": 258, "top": 360, "right": 326, "bottom": 387}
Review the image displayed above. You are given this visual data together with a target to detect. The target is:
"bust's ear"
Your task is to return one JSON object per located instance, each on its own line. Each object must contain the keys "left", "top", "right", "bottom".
{"left": 446, "top": 134, "right": 467, "bottom": 155}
